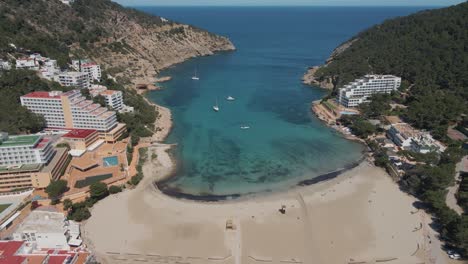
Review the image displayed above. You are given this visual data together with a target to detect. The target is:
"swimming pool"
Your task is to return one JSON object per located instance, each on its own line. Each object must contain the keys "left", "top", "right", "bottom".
{"left": 103, "top": 156, "right": 119, "bottom": 167}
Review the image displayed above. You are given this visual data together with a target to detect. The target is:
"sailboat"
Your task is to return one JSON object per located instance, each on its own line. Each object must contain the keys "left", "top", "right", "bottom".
{"left": 213, "top": 98, "right": 219, "bottom": 112}
{"left": 191, "top": 69, "right": 200, "bottom": 80}
{"left": 226, "top": 96, "right": 235, "bottom": 101}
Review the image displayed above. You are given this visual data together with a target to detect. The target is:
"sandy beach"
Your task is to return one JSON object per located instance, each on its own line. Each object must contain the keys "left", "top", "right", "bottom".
{"left": 83, "top": 143, "right": 448, "bottom": 264}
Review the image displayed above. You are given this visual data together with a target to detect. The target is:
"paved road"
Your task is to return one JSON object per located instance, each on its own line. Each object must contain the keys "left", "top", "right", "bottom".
{"left": 445, "top": 156, "right": 467, "bottom": 215}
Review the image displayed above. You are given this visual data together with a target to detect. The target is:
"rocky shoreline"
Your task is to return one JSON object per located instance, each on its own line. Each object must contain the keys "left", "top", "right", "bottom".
{"left": 302, "top": 38, "right": 357, "bottom": 89}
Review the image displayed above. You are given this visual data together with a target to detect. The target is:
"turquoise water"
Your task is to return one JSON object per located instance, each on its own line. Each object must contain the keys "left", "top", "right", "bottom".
{"left": 139, "top": 6, "right": 429, "bottom": 197}
{"left": 103, "top": 156, "right": 118, "bottom": 167}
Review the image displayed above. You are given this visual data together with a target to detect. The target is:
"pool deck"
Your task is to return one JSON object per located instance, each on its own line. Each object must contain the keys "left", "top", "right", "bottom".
{"left": 63, "top": 142, "right": 128, "bottom": 197}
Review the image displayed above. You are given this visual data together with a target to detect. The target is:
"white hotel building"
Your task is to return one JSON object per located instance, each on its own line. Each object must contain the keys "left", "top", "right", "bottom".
{"left": 20, "top": 90, "right": 126, "bottom": 142}
{"left": 0, "top": 133, "right": 55, "bottom": 167}
{"left": 71, "top": 60, "right": 102, "bottom": 81}
{"left": 58, "top": 72, "right": 90, "bottom": 89}
{"left": 337, "top": 75, "right": 401, "bottom": 108}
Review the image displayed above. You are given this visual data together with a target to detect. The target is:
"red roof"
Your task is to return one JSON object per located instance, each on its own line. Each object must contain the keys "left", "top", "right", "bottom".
{"left": 47, "top": 255, "right": 68, "bottom": 264}
{"left": 0, "top": 241, "right": 26, "bottom": 264}
{"left": 62, "top": 129, "right": 97, "bottom": 139}
{"left": 22, "top": 91, "right": 61, "bottom": 99}
{"left": 34, "top": 138, "right": 50, "bottom": 149}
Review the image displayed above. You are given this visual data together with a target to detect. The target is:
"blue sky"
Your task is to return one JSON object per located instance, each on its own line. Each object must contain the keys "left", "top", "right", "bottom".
{"left": 114, "top": 0, "right": 465, "bottom": 6}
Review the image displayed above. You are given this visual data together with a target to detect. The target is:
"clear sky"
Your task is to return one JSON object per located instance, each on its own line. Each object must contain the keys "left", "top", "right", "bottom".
{"left": 114, "top": 0, "right": 465, "bottom": 6}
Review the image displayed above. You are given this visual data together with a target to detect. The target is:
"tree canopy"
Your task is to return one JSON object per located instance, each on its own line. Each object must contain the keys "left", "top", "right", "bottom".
{"left": 315, "top": 2, "right": 468, "bottom": 137}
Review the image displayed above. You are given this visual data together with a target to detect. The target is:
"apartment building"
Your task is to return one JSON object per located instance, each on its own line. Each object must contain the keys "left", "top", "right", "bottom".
{"left": 0, "top": 133, "right": 55, "bottom": 167}
{"left": 0, "top": 147, "right": 69, "bottom": 192}
{"left": 89, "top": 85, "right": 133, "bottom": 112}
{"left": 337, "top": 75, "right": 401, "bottom": 107}
{"left": 0, "top": 240, "right": 89, "bottom": 264}
{"left": 387, "top": 123, "right": 446, "bottom": 154}
{"left": 71, "top": 60, "right": 101, "bottom": 81}
{"left": 58, "top": 72, "right": 90, "bottom": 89}
{"left": 20, "top": 90, "right": 126, "bottom": 142}
{"left": 15, "top": 57, "right": 39, "bottom": 70}
{"left": 81, "top": 62, "right": 101, "bottom": 81}
{"left": 13, "top": 210, "right": 82, "bottom": 250}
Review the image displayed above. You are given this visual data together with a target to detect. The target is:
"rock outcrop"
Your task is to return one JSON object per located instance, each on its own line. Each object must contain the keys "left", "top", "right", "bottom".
{"left": 302, "top": 38, "right": 357, "bottom": 89}
{"left": 0, "top": 0, "right": 235, "bottom": 87}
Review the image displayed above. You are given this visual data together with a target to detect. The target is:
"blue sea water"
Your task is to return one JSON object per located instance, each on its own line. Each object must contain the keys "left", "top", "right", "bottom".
{"left": 136, "top": 6, "right": 430, "bottom": 197}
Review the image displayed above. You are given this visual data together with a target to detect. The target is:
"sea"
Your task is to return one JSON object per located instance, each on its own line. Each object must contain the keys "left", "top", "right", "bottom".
{"left": 134, "top": 6, "right": 431, "bottom": 198}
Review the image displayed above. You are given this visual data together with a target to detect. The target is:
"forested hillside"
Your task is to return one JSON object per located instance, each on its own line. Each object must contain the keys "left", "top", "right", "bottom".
{"left": 0, "top": 0, "right": 234, "bottom": 85}
{"left": 311, "top": 2, "right": 468, "bottom": 137}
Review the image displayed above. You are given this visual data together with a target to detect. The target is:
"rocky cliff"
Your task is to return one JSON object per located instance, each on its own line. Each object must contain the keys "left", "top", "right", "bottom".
{"left": 0, "top": 0, "right": 235, "bottom": 86}
{"left": 302, "top": 39, "right": 356, "bottom": 89}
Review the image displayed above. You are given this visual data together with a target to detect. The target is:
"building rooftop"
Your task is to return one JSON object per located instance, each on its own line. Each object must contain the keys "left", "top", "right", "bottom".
{"left": 21, "top": 91, "right": 62, "bottom": 99}
{"left": 14, "top": 210, "right": 65, "bottom": 234}
{"left": 0, "top": 135, "right": 40, "bottom": 148}
{"left": 392, "top": 123, "right": 421, "bottom": 138}
{"left": 62, "top": 129, "right": 97, "bottom": 139}
{"left": 0, "top": 164, "right": 42, "bottom": 174}
{"left": 100, "top": 90, "right": 120, "bottom": 96}
{"left": 0, "top": 241, "right": 25, "bottom": 264}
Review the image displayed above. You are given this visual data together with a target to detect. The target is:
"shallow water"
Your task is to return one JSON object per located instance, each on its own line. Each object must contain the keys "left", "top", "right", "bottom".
{"left": 139, "top": 6, "right": 428, "bottom": 197}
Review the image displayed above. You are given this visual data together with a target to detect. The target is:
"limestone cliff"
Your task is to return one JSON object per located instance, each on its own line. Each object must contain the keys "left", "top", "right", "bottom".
{"left": 302, "top": 39, "right": 357, "bottom": 89}
{"left": 0, "top": 0, "right": 235, "bottom": 87}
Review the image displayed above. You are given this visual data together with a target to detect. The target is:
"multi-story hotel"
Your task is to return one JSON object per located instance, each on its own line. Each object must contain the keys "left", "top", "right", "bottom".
{"left": 0, "top": 133, "right": 55, "bottom": 167}
{"left": 337, "top": 75, "right": 401, "bottom": 108}
{"left": 0, "top": 133, "right": 70, "bottom": 192}
{"left": 71, "top": 60, "right": 102, "bottom": 81}
{"left": 89, "top": 85, "right": 133, "bottom": 112}
{"left": 81, "top": 62, "right": 101, "bottom": 81}
{"left": 20, "top": 90, "right": 126, "bottom": 142}
{"left": 58, "top": 72, "right": 90, "bottom": 89}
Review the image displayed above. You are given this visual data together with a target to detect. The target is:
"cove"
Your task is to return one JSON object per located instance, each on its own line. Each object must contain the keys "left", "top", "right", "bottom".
{"left": 141, "top": 6, "right": 427, "bottom": 197}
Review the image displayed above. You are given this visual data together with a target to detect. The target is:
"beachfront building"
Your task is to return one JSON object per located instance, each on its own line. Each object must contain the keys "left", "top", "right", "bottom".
{"left": 12, "top": 210, "right": 82, "bottom": 250}
{"left": 62, "top": 129, "right": 103, "bottom": 157}
{"left": 0, "top": 240, "right": 89, "bottom": 264}
{"left": 0, "top": 147, "right": 69, "bottom": 192}
{"left": 387, "top": 123, "right": 446, "bottom": 154}
{"left": 337, "top": 75, "right": 401, "bottom": 107}
{"left": 0, "top": 133, "right": 55, "bottom": 167}
{"left": 58, "top": 72, "right": 90, "bottom": 89}
{"left": 20, "top": 90, "right": 126, "bottom": 142}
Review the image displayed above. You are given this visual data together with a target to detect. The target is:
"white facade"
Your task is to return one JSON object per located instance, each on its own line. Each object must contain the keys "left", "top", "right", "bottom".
{"left": 81, "top": 63, "right": 101, "bottom": 81}
{"left": 39, "top": 59, "right": 60, "bottom": 81}
{"left": 58, "top": 72, "right": 90, "bottom": 89}
{"left": 337, "top": 75, "right": 401, "bottom": 107}
{"left": 60, "top": 0, "right": 75, "bottom": 4}
{"left": 12, "top": 211, "right": 79, "bottom": 250}
{"left": 16, "top": 58, "right": 39, "bottom": 70}
{"left": 89, "top": 85, "right": 131, "bottom": 112}
{"left": 20, "top": 90, "right": 118, "bottom": 132}
{"left": 72, "top": 59, "right": 101, "bottom": 81}
{"left": 0, "top": 134, "right": 55, "bottom": 167}
{"left": 0, "top": 59, "right": 11, "bottom": 70}
{"left": 387, "top": 123, "right": 446, "bottom": 154}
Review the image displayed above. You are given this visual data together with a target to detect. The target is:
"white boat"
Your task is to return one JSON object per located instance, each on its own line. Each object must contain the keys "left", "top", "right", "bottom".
{"left": 240, "top": 125, "right": 250, "bottom": 129}
{"left": 191, "top": 69, "right": 200, "bottom": 80}
{"left": 213, "top": 98, "right": 219, "bottom": 112}
{"left": 226, "top": 96, "right": 235, "bottom": 101}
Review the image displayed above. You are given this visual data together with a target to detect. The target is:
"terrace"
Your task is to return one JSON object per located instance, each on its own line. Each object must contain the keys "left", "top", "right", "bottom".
{"left": 62, "top": 141, "right": 128, "bottom": 195}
